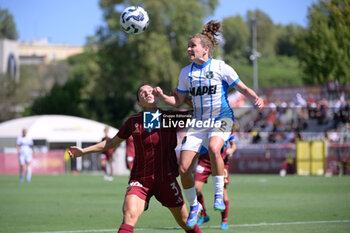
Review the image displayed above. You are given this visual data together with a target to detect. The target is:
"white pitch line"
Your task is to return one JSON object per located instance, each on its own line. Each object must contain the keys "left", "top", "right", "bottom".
{"left": 23, "top": 220, "right": 350, "bottom": 233}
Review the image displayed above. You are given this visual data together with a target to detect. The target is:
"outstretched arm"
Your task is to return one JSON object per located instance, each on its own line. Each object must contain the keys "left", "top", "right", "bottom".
{"left": 153, "top": 86, "right": 187, "bottom": 108}
{"left": 68, "top": 134, "right": 124, "bottom": 158}
{"left": 234, "top": 81, "right": 264, "bottom": 109}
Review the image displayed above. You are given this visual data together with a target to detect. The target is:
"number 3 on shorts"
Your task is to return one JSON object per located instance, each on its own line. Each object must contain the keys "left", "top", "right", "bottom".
{"left": 170, "top": 182, "right": 179, "bottom": 196}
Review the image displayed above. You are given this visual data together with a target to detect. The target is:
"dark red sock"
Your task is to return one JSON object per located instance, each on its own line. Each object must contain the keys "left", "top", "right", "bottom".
{"left": 186, "top": 224, "right": 202, "bottom": 233}
{"left": 221, "top": 200, "right": 229, "bottom": 223}
{"left": 118, "top": 223, "right": 134, "bottom": 233}
{"left": 197, "top": 194, "right": 207, "bottom": 216}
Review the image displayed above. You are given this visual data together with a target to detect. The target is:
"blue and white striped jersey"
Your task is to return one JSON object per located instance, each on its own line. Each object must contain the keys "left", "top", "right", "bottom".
{"left": 177, "top": 58, "right": 240, "bottom": 120}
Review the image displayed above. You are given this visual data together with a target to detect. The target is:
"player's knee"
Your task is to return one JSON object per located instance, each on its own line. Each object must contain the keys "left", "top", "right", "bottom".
{"left": 123, "top": 210, "right": 138, "bottom": 223}
{"left": 208, "top": 148, "right": 221, "bottom": 160}
{"left": 179, "top": 164, "right": 191, "bottom": 177}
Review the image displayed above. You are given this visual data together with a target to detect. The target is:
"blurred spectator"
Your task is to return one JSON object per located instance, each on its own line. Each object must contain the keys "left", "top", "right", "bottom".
{"left": 251, "top": 130, "right": 261, "bottom": 144}
{"left": 101, "top": 127, "right": 115, "bottom": 181}
{"left": 233, "top": 91, "right": 348, "bottom": 145}
{"left": 328, "top": 130, "right": 339, "bottom": 143}
{"left": 315, "top": 99, "right": 328, "bottom": 125}
{"left": 280, "top": 153, "right": 295, "bottom": 176}
{"left": 293, "top": 93, "right": 307, "bottom": 107}
{"left": 307, "top": 94, "right": 317, "bottom": 118}
{"left": 337, "top": 157, "right": 349, "bottom": 176}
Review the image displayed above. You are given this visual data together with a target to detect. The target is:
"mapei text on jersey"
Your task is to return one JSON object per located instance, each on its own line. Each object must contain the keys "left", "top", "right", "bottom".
{"left": 189, "top": 85, "right": 217, "bottom": 96}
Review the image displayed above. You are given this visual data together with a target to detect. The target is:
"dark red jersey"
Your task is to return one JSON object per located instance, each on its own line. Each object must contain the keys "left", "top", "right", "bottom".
{"left": 117, "top": 110, "right": 187, "bottom": 185}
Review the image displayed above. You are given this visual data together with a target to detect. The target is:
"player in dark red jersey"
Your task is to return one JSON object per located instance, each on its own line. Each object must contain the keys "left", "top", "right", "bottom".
{"left": 68, "top": 84, "right": 201, "bottom": 233}
{"left": 101, "top": 127, "right": 115, "bottom": 181}
{"left": 194, "top": 132, "right": 236, "bottom": 230}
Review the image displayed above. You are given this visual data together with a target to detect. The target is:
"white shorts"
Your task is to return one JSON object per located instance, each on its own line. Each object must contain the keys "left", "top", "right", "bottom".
{"left": 181, "top": 118, "right": 233, "bottom": 153}
{"left": 18, "top": 153, "right": 32, "bottom": 165}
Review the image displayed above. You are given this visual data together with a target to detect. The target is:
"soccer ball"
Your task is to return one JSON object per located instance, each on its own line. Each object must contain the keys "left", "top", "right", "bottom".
{"left": 120, "top": 6, "right": 149, "bottom": 35}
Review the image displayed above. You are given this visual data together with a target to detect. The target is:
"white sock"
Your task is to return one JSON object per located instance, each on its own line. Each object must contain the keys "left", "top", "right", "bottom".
{"left": 106, "top": 162, "right": 111, "bottom": 176}
{"left": 213, "top": 176, "right": 224, "bottom": 195}
{"left": 183, "top": 186, "right": 198, "bottom": 206}
{"left": 26, "top": 165, "right": 32, "bottom": 181}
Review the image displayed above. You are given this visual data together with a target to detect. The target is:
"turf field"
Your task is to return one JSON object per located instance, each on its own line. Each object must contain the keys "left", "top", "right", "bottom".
{"left": 1, "top": 174, "right": 350, "bottom": 233}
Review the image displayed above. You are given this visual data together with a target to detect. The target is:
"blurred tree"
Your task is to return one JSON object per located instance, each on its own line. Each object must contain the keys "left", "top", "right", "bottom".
{"left": 247, "top": 9, "right": 277, "bottom": 58}
{"left": 24, "top": 52, "right": 96, "bottom": 118}
{"left": 0, "top": 8, "right": 18, "bottom": 40}
{"left": 297, "top": 0, "right": 350, "bottom": 84}
{"left": 27, "top": 79, "right": 85, "bottom": 116}
{"left": 0, "top": 73, "right": 17, "bottom": 121}
{"left": 0, "top": 62, "right": 70, "bottom": 122}
{"left": 275, "top": 23, "right": 303, "bottom": 57}
{"left": 222, "top": 15, "right": 249, "bottom": 64}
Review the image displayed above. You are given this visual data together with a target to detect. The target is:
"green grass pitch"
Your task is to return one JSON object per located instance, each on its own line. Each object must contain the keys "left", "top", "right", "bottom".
{"left": 1, "top": 174, "right": 350, "bottom": 233}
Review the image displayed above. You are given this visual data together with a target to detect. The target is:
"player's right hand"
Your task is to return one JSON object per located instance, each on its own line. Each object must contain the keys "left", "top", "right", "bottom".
{"left": 153, "top": 86, "right": 164, "bottom": 97}
{"left": 68, "top": 146, "right": 84, "bottom": 158}
{"left": 255, "top": 97, "right": 264, "bottom": 110}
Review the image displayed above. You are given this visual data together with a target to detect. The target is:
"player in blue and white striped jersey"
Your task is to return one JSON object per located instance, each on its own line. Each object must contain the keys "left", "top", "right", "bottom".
{"left": 154, "top": 20, "right": 263, "bottom": 227}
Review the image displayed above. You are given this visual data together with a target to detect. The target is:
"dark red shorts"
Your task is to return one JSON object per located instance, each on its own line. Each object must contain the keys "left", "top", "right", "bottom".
{"left": 194, "top": 160, "right": 230, "bottom": 186}
{"left": 126, "top": 176, "right": 184, "bottom": 208}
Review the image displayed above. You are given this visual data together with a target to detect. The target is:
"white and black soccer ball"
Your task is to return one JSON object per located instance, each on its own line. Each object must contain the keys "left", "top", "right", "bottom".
{"left": 120, "top": 6, "right": 149, "bottom": 35}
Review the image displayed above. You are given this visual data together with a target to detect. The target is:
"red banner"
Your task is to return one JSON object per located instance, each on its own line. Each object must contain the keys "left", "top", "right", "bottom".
{"left": 326, "top": 143, "right": 350, "bottom": 175}
{"left": 228, "top": 144, "right": 295, "bottom": 174}
{"left": 0, "top": 150, "right": 65, "bottom": 174}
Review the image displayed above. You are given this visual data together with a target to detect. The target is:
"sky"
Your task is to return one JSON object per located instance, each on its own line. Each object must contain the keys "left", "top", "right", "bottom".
{"left": 0, "top": 0, "right": 316, "bottom": 46}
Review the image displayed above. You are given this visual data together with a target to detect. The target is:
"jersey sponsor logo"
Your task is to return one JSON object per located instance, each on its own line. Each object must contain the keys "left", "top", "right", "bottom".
{"left": 143, "top": 110, "right": 161, "bottom": 129}
{"left": 133, "top": 123, "right": 140, "bottom": 133}
{"left": 189, "top": 85, "right": 217, "bottom": 96}
{"left": 205, "top": 71, "right": 214, "bottom": 79}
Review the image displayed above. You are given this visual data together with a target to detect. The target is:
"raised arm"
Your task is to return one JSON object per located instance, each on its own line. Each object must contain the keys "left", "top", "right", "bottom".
{"left": 153, "top": 86, "right": 187, "bottom": 108}
{"left": 234, "top": 81, "right": 264, "bottom": 109}
{"left": 68, "top": 134, "right": 124, "bottom": 158}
